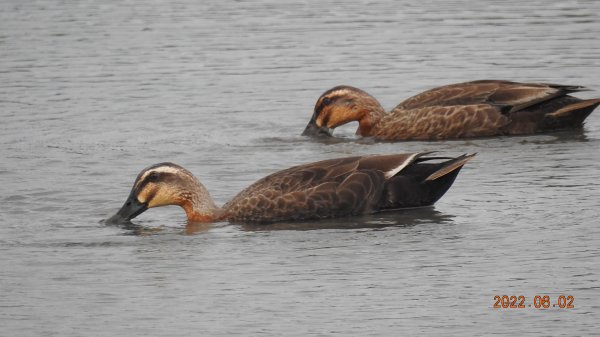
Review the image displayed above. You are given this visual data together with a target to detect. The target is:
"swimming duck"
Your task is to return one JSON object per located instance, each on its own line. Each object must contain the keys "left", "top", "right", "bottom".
{"left": 109, "top": 152, "right": 474, "bottom": 224}
{"left": 302, "top": 80, "right": 600, "bottom": 140}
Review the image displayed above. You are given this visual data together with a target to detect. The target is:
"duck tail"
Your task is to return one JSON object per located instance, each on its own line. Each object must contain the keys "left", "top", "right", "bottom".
{"left": 544, "top": 98, "right": 600, "bottom": 127}
{"left": 424, "top": 153, "right": 476, "bottom": 181}
{"left": 378, "top": 154, "right": 475, "bottom": 210}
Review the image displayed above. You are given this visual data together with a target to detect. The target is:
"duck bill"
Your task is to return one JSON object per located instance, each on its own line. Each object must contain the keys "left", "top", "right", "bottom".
{"left": 301, "top": 116, "right": 332, "bottom": 137}
{"left": 107, "top": 194, "right": 148, "bottom": 224}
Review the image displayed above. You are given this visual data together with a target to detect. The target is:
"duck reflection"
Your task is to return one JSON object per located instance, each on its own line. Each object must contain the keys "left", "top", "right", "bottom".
{"left": 234, "top": 207, "right": 454, "bottom": 232}
{"left": 107, "top": 207, "right": 454, "bottom": 235}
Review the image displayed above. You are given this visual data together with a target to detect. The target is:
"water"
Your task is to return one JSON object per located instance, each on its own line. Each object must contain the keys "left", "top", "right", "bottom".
{"left": 1, "top": 0, "right": 599, "bottom": 335}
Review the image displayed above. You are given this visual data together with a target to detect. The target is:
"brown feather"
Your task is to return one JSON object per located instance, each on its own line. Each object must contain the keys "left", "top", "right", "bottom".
{"left": 357, "top": 153, "right": 425, "bottom": 176}
{"left": 306, "top": 80, "right": 597, "bottom": 140}
{"left": 371, "top": 105, "right": 510, "bottom": 140}
{"left": 115, "top": 155, "right": 475, "bottom": 224}
{"left": 222, "top": 153, "right": 473, "bottom": 223}
{"left": 392, "top": 80, "right": 586, "bottom": 111}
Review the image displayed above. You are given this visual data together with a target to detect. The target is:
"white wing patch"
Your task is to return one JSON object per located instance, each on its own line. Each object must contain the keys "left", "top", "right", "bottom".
{"left": 383, "top": 153, "right": 420, "bottom": 179}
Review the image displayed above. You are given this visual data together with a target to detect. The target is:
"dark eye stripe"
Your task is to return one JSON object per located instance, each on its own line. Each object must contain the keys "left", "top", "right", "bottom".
{"left": 147, "top": 172, "right": 160, "bottom": 182}
{"left": 321, "top": 113, "right": 330, "bottom": 126}
{"left": 316, "top": 95, "right": 338, "bottom": 114}
{"left": 135, "top": 171, "right": 173, "bottom": 194}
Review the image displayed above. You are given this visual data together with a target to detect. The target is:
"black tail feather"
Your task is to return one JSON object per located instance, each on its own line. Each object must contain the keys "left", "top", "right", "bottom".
{"left": 378, "top": 154, "right": 474, "bottom": 210}
{"left": 543, "top": 98, "right": 600, "bottom": 129}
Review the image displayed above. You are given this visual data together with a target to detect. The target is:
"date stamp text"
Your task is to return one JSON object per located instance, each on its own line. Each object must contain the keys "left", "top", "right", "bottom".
{"left": 493, "top": 295, "right": 574, "bottom": 309}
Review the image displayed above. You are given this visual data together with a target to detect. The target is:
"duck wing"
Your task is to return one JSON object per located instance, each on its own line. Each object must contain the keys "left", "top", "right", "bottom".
{"left": 393, "top": 80, "right": 587, "bottom": 113}
{"left": 373, "top": 104, "right": 511, "bottom": 140}
{"left": 223, "top": 153, "right": 424, "bottom": 223}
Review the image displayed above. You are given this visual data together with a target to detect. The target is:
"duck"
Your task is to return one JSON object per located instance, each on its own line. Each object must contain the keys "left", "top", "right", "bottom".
{"left": 109, "top": 152, "right": 475, "bottom": 224}
{"left": 302, "top": 80, "right": 600, "bottom": 140}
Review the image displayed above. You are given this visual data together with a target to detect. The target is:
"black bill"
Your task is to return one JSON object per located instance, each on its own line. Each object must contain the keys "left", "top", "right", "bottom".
{"left": 301, "top": 116, "right": 332, "bottom": 137}
{"left": 106, "top": 193, "right": 148, "bottom": 224}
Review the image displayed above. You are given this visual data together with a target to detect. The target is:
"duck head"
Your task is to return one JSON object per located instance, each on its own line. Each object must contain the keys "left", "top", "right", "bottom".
{"left": 302, "top": 85, "right": 385, "bottom": 137}
{"left": 109, "top": 162, "right": 219, "bottom": 224}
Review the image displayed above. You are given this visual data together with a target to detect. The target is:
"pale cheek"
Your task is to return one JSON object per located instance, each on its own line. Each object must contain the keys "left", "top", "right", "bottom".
{"left": 315, "top": 115, "right": 325, "bottom": 127}
{"left": 147, "top": 189, "right": 181, "bottom": 208}
{"left": 147, "top": 198, "right": 162, "bottom": 208}
{"left": 328, "top": 115, "right": 340, "bottom": 127}
{"left": 148, "top": 192, "right": 171, "bottom": 207}
{"left": 328, "top": 108, "right": 351, "bottom": 128}
{"left": 137, "top": 188, "right": 152, "bottom": 204}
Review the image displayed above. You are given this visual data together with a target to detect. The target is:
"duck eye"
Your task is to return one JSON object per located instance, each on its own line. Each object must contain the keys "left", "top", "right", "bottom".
{"left": 322, "top": 97, "right": 332, "bottom": 105}
{"left": 147, "top": 172, "right": 160, "bottom": 182}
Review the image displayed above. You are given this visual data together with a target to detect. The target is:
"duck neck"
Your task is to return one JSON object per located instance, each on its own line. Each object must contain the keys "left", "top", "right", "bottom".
{"left": 356, "top": 103, "right": 386, "bottom": 137}
{"left": 179, "top": 184, "right": 224, "bottom": 223}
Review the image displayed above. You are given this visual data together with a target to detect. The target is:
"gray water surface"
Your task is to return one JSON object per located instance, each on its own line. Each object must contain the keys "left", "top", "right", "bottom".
{"left": 1, "top": 0, "right": 599, "bottom": 336}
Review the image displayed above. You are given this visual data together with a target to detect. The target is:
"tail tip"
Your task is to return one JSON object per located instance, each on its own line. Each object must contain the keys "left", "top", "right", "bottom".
{"left": 547, "top": 98, "right": 600, "bottom": 118}
{"left": 424, "top": 153, "right": 476, "bottom": 181}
